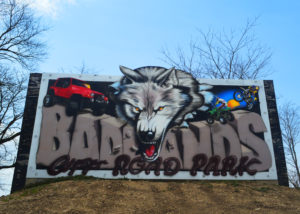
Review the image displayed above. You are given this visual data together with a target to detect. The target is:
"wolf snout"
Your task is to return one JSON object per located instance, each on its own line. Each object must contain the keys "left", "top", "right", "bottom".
{"left": 139, "top": 130, "right": 156, "bottom": 142}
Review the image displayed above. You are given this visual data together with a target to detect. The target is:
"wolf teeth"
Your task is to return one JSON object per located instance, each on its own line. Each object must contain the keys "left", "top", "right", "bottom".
{"left": 142, "top": 141, "right": 156, "bottom": 145}
{"left": 143, "top": 152, "right": 158, "bottom": 159}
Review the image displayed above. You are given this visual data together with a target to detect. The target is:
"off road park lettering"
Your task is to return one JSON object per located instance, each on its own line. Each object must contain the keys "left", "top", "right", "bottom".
{"left": 47, "top": 154, "right": 260, "bottom": 176}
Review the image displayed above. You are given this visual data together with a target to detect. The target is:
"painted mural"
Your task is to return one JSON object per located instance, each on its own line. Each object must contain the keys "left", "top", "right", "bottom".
{"left": 30, "top": 66, "right": 276, "bottom": 180}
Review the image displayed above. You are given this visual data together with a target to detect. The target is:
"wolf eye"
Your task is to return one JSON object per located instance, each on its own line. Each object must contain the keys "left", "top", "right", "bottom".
{"left": 135, "top": 107, "right": 140, "bottom": 112}
{"left": 158, "top": 106, "right": 164, "bottom": 111}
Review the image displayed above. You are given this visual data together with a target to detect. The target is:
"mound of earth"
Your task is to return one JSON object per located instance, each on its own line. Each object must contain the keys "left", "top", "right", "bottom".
{"left": 0, "top": 178, "right": 300, "bottom": 214}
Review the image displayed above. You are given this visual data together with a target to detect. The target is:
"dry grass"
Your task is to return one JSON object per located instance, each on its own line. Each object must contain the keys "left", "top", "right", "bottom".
{"left": 0, "top": 177, "right": 300, "bottom": 214}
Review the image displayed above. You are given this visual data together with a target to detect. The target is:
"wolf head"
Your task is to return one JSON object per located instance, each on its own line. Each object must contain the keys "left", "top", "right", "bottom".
{"left": 113, "top": 66, "right": 205, "bottom": 161}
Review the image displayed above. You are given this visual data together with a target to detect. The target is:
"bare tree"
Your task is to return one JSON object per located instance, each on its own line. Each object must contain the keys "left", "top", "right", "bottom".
{"left": 0, "top": 66, "right": 25, "bottom": 151}
{"left": 279, "top": 103, "right": 300, "bottom": 188}
{"left": 0, "top": 0, "right": 47, "bottom": 193}
{"left": 58, "top": 61, "right": 99, "bottom": 75}
{"left": 76, "top": 61, "right": 93, "bottom": 74}
{"left": 161, "top": 18, "right": 300, "bottom": 187}
{"left": 0, "top": 0, "right": 47, "bottom": 70}
{"left": 161, "top": 18, "right": 272, "bottom": 79}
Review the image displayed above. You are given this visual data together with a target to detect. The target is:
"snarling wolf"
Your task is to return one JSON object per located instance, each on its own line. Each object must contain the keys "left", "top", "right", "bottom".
{"left": 112, "top": 66, "right": 212, "bottom": 161}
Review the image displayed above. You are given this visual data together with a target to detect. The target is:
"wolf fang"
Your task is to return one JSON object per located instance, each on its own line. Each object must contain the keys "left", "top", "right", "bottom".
{"left": 113, "top": 66, "right": 205, "bottom": 162}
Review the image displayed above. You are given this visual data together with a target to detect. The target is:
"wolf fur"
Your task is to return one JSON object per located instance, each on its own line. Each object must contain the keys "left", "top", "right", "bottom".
{"left": 112, "top": 66, "right": 211, "bottom": 161}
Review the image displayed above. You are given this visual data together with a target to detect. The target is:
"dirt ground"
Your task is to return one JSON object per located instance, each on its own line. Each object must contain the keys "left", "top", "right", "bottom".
{"left": 0, "top": 178, "right": 300, "bottom": 214}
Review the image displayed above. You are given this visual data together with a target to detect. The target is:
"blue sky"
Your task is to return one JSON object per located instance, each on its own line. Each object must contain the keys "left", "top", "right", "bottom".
{"left": 1, "top": 0, "right": 299, "bottom": 195}
{"left": 34, "top": 0, "right": 300, "bottom": 106}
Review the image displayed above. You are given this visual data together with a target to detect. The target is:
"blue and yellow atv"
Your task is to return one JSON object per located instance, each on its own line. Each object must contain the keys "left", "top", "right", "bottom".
{"left": 206, "top": 107, "right": 234, "bottom": 124}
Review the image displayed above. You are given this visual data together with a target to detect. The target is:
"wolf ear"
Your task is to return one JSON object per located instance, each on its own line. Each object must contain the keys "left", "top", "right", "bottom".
{"left": 120, "top": 66, "right": 143, "bottom": 82}
{"left": 156, "top": 67, "right": 178, "bottom": 86}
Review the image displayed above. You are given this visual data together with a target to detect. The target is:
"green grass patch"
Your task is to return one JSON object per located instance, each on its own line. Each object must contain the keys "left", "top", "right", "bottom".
{"left": 1, "top": 195, "right": 14, "bottom": 202}
{"left": 252, "top": 186, "right": 274, "bottom": 193}
{"left": 222, "top": 180, "right": 240, "bottom": 187}
{"left": 20, "top": 185, "right": 45, "bottom": 197}
{"left": 197, "top": 181, "right": 214, "bottom": 189}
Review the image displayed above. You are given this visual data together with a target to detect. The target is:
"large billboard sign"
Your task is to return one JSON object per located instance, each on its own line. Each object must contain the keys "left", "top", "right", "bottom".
{"left": 14, "top": 66, "right": 287, "bottom": 187}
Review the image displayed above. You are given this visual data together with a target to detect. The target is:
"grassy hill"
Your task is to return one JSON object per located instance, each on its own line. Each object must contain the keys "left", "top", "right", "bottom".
{"left": 0, "top": 177, "right": 300, "bottom": 214}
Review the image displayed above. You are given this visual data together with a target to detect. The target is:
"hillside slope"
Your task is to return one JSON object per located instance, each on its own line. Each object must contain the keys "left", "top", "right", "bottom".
{"left": 0, "top": 178, "right": 299, "bottom": 214}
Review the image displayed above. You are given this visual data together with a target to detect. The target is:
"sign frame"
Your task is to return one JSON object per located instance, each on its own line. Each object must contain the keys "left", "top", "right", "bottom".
{"left": 11, "top": 72, "right": 289, "bottom": 192}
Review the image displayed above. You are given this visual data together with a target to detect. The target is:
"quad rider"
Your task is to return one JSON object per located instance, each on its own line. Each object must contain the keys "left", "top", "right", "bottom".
{"left": 206, "top": 97, "right": 234, "bottom": 124}
{"left": 215, "top": 97, "right": 228, "bottom": 109}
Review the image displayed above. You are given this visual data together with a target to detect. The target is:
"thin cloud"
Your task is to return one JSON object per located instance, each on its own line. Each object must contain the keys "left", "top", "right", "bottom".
{"left": 21, "top": 0, "right": 77, "bottom": 18}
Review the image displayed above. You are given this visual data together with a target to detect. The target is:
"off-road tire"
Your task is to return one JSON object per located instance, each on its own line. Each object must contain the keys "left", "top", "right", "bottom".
{"left": 219, "top": 116, "right": 227, "bottom": 124}
{"left": 233, "top": 90, "right": 244, "bottom": 102}
{"left": 207, "top": 116, "right": 214, "bottom": 124}
{"left": 92, "top": 95, "right": 107, "bottom": 116}
{"left": 43, "top": 94, "right": 54, "bottom": 107}
{"left": 92, "top": 104, "right": 105, "bottom": 116}
{"left": 66, "top": 96, "right": 82, "bottom": 116}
